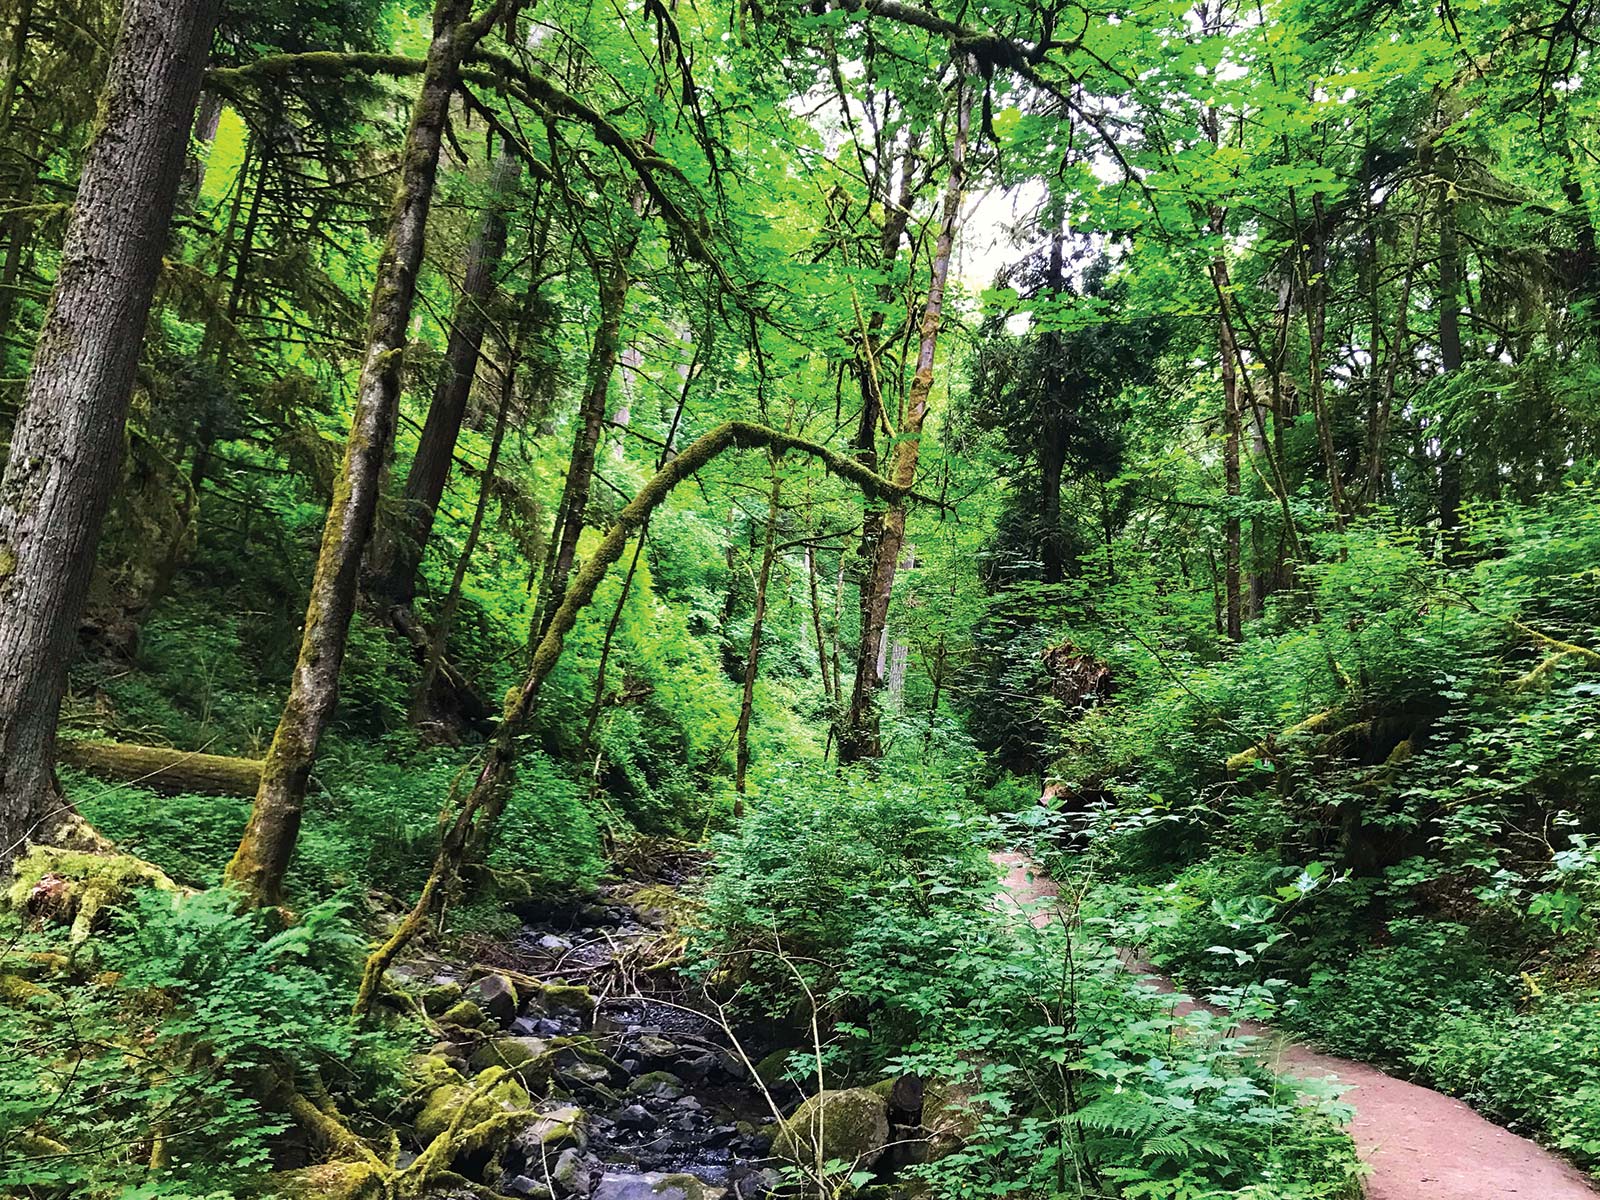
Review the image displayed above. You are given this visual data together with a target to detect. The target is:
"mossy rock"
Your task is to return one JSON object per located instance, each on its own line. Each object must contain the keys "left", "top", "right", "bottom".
{"left": 774, "top": 1087, "right": 890, "bottom": 1169}
{"left": 469, "top": 1036, "right": 554, "bottom": 1082}
{"left": 525, "top": 979, "right": 596, "bottom": 1026}
{"left": 438, "top": 998, "right": 490, "bottom": 1031}
{"left": 408, "top": 1053, "right": 467, "bottom": 1094}
{"left": 4, "top": 846, "right": 178, "bottom": 943}
{"left": 421, "top": 981, "right": 463, "bottom": 1015}
{"left": 415, "top": 1074, "right": 531, "bottom": 1146}
{"left": 257, "top": 1161, "right": 388, "bottom": 1199}
{"left": 627, "top": 884, "right": 697, "bottom": 928}
{"left": 920, "top": 1081, "right": 981, "bottom": 1158}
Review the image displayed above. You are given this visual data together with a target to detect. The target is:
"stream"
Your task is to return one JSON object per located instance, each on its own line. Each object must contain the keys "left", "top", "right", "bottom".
{"left": 400, "top": 857, "right": 798, "bottom": 1200}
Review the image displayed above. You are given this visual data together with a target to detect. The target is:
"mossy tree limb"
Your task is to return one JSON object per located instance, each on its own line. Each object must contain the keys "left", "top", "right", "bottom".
{"left": 354, "top": 420, "right": 913, "bottom": 1015}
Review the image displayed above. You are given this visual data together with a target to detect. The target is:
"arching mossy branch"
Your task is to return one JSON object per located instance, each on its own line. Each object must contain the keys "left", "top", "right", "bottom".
{"left": 353, "top": 420, "right": 915, "bottom": 1016}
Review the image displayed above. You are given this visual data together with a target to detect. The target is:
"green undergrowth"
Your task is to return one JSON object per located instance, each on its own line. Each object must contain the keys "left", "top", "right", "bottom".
{"left": 692, "top": 757, "right": 1363, "bottom": 1199}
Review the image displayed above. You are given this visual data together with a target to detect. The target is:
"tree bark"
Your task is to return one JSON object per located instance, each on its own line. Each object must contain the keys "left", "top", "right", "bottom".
{"left": 225, "top": 0, "right": 498, "bottom": 906}
{"left": 1435, "top": 158, "right": 1464, "bottom": 550}
{"left": 841, "top": 74, "right": 970, "bottom": 763}
{"left": 529, "top": 250, "right": 632, "bottom": 644}
{"left": 735, "top": 464, "right": 783, "bottom": 800}
{"left": 0, "top": 0, "right": 222, "bottom": 867}
{"left": 412, "top": 339, "right": 516, "bottom": 729}
{"left": 368, "top": 146, "right": 524, "bottom": 611}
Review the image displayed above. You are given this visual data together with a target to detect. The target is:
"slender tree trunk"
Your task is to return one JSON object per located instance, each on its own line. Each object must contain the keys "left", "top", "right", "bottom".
{"left": 369, "top": 149, "right": 526, "bottom": 611}
{"left": 413, "top": 340, "right": 516, "bottom": 728}
{"left": 225, "top": 0, "right": 497, "bottom": 905}
{"left": 0, "top": 0, "right": 222, "bottom": 867}
{"left": 1436, "top": 162, "right": 1464, "bottom": 550}
{"left": 806, "top": 541, "right": 833, "bottom": 702}
{"left": 1218, "top": 271, "right": 1243, "bottom": 643}
{"left": 735, "top": 464, "right": 783, "bottom": 801}
{"left": 529, "top": 250, "right": 632, "bottom": 644}
{"left": 841, "top": 74, "right": 971, "bottom": 763}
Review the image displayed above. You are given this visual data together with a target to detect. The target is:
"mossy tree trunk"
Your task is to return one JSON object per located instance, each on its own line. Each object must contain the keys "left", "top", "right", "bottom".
{"left": 224, "top": 0, "right": 505, "bottom": 907}
{"left": 0, "top": 0, "right": 223, "bottom": 868}
{"left": 367, "top": 147, "right": 526, "bottom": 612}
{"left": 841, "top": 73, "right": 971, "bottom": 764}
{"left": 529, "top": 246, "right": 634, "bottom": 644}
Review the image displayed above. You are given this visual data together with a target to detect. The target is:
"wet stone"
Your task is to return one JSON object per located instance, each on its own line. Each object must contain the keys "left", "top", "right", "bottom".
{"left": 590, "top": 1173, "right": 726, "bottom": 1200}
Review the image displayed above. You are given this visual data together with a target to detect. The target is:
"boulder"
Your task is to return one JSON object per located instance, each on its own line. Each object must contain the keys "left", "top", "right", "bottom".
{"left": 501, "top": 1105, "right": 587, "bottom": 1182}
{"left": 773, "top": 1088, "right": 890, "bottom": 1170}
{"left": 414, "top": 1074, "right": 531, "bottom": 1146}
{"left": 625, "top": 1071, "right": 684, "bottom": 1101}
{"left": 470, "top": 1036, "right": 553, "bottom": 1076}
{"left": 438, "top": 999, "right": 489, "bottom": 1032}
{"left": 466, "top": 973, "right": 520, "bottom": 1025}
{"left": 525, "top": 980, "right": 596, "bottom": 1028}
{"left": 421, "top": 982, "right": 463, "bottom": 1016}
{"left": 591, "top": 1173, "right": 726, "bottom": 1200}
{"left": 507, "top": 1176, "right": 556, "bottom": 1200}
{"left": 552, "top": 1146, "right": 592, "bottom": 1197}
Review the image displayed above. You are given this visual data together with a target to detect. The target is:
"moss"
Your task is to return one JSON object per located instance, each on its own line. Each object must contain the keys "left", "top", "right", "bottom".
{"left": 526, "top": 979, "right": 595, "bottom": 1023}
{"left": 437, "top": 998, "right": 488, "bottom": 1029}
{"left": 421, "top": 981, "right": 463, "bottom": 1015}
{"left": 414, "top": 1073, "right": 530, "bottom": 1145}
{"left": 3, "top": 846, "right": 179, "bottom": 944}
{"left": 256, "top": 1161, "right": 388, "bottom": 1199}
{"left": 774, "top": 1087, "right": 890, "bottom": 1169}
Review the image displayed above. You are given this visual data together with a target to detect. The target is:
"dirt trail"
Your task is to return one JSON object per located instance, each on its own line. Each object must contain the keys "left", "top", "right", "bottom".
{"left": 991, "top": 851, "right": 1598, "bottom": 1200}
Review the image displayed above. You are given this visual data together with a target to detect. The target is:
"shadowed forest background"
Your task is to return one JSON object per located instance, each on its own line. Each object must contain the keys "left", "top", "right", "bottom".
{"left": 1, "top": 0, "right": 1599, "bottom": 1197}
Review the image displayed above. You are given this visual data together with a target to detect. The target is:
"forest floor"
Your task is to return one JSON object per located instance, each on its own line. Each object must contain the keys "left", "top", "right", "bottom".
{"left": 990, "top": 852, "right": 1600, "bottom": 1200}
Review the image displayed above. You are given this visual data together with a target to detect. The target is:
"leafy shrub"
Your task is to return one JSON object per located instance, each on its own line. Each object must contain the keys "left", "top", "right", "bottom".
{"left": 0, "top": 889, "right": 409, "bottom": 1199}
{"left": 1290, "top": 920, "right": 1514, "bottom": 1065}
{"left": 1414, "top": 994, "right": 1600, "bottom": 1165}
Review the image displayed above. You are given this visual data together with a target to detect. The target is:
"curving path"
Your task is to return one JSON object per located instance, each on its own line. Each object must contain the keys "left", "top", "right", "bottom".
{"left": 991, "top": 851, "right": 1598, "bottom": 1200}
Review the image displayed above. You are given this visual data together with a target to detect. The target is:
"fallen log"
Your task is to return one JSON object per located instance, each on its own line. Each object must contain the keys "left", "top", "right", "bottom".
{"left": 59, "top": 740, "right": 262, "bottom": 796}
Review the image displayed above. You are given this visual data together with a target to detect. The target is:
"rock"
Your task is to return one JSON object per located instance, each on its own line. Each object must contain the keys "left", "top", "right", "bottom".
{"left": 471, "top": 1036, "right": 552, "bottom": 1072}
{"left": 553, "top": 1146, "right": 592, "bottom": 1197}
{"left": 773, "top": 1088, "right": 890, "bottom": 1170}
{"left": 438, "top": 999, "right": 489, "bottom": 1031}
{"left": 613, "top": 1103, "right": 659, "bottom": 1132}
{"left": 511, "top": 1016, "right": 542, "bottom": 1037}
{"left": 625, "top": 1071, "right": 684, "bottom": 1101}
{"left": 525, "top": 981, "right": 596, "bottom": 1029}
{"left": 753, "top": 1048, "right": 802, "bottom": 1088}
{"left": 422, "top": 982, "right": 463, "bottom": 1015}
{"left": 408, "top": 1053, "right": 466, "bottom": 1098}
{"left": 538, "top": 933, "right": 574, "bottom": 952}
{"left": 632, "top": 1034, "right": 679, "bottom": 1061}
{"left": 466, "top": 973, "right": 520, "bottom": 1025}
{"left": 558, "top": 1061, "right": 613, "bottom": 1089}
{"left": 507, "top": 1176, "right": 555, "bottom": 1200}
{"left": 675, "top": 1052, "right": 716, "bottom": 1082}
{"left": 414, "top": 1074, "right": 531, "bottom": 1146}
{"left": 591, "top": 1173, "right": 726, "bottom": 1200}
{"left": 501, "top": 1105, "right": 588, "bottom": 1181}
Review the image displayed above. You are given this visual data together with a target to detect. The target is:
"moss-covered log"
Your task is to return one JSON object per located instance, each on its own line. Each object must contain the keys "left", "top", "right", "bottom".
{"left": 59, "top": 740, "right": 262, "bottom": 796}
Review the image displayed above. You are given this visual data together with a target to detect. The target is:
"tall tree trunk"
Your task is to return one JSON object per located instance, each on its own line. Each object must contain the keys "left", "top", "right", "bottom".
{"left": 1218, "top": 270, "right": 1243, "bottom": 643}
{"left": 225, "top": 0, "right": 497, "bottom": 905}
{"left": 806, "top": 540, "right": 833, "bottom": 702}
{"left": 0, "top": 0, "right": 222, "bottom": 866}
{"left": 734, "top": 464, "right": 783, "bottom": 801}
{"left": 529, "top": 250, "right": 632, "bottom": 644}
{"left": 368, "top": 149, "right": 526, "bottom": 611}
{"left": 413, "top": 338, "right": 516, "bottom": 728}
{"left": 1435, "top": 157, "right": 1464, "bottom": 550}
{"left": 841, "top": 74, "right": 971, "bottom": 763}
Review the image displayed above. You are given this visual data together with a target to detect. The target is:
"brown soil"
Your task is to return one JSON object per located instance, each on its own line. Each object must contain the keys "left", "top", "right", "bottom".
{"left": 991, "top": 851, "right": 1599, "bottom": 1199}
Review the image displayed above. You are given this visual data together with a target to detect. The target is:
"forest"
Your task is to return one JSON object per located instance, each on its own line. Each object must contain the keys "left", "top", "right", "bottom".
{"left": 1, "top": 0, "right": 1598, "bottom": 1196}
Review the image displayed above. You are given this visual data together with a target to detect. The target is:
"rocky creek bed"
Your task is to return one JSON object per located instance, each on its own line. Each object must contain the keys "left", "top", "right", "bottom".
{"left": 383, "top": 864, "right": 920, "bottom": 1200}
